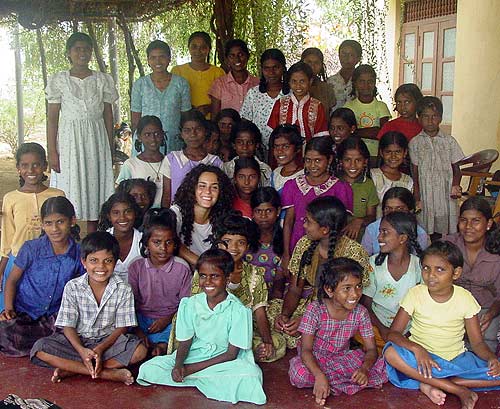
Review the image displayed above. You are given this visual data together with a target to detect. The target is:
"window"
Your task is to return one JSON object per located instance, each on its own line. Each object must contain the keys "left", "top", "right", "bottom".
{"left": 399, "top": 8, "right": 456, "bottom": 132}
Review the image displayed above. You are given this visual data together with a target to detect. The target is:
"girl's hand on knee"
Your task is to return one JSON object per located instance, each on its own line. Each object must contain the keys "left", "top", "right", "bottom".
{"left": 414, "top": 347, "right": 440, "bottom": 378}
{"left": 0, "top": 309, "right": 17, "bottom": 321}
{"left": 172, "top": 365, "right": 185, "bottom": 382}
{"left": 351, "top": 367, "right": 369, "bottom": 386}
{"left": 313, "top": 373, "right": 329, "bottom": 406}
{"left": 487, "top": 358, "right": 500, "bottom": 377}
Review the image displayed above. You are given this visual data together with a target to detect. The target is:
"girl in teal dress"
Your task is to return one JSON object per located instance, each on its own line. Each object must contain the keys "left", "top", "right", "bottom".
{"left": 136, "top": 249, "right": 266, "bottom": 405}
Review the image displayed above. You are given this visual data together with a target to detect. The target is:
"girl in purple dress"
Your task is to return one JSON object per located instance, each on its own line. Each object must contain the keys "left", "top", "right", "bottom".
{"left": 282, "top": 136, "right": 352, "bottom": 271}
{"left": 289, "top": 257, "right": 387, "bottom": 406}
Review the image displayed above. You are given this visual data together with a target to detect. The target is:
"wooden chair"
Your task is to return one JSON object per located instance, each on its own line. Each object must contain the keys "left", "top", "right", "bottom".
{"left": 457, "top": 149, "right": 499, "bottom": 172}
{"left": 462, "top": 170, "right": 500, "bottom": 221}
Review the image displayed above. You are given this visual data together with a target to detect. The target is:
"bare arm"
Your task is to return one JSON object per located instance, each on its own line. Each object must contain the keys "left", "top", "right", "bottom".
{"left": 342, "top": 205, "right": 376, "bottom": 241}
{"left": 103, "top": 102, "right": 114, "bottom": 154}
{"left": 0, "top": 257, "right": 8, "bottom": 292}
{"left": 281, "top": 207, "right": 295, "bottom": 273}
{"left": 0, "top": 264, "right": 24, "bottom": 320}
{"left": 355, "top": 127, "right": 380, "bottom": 140}
{"left": 451, "top": 162, "right": 462, "bottom": 197}
{"left": 47, "top": 103, "right": 61, "bottom": 172}
{"left": 178, "top": 244, "right": 199, "bottom": 268}
{"left": 131, "top": 111, "right": 142, "bottom": 133}
{"left": 411, "top": 164, "right": 420, "bottom": 202}
{"left": 162, "top": 176, "right": 172, "bottom": 208}
{"left": 184, "top": 344, "right": 240, "bottom": 376}
{"left": 351, "top": 333, "right": 378, "bottom": 386}
{"left": 300, "top": 332, "right": 329, "bottom": 405}
{"left": 63, "top": 326, "right": 98, "bottom": 377}
{"left": 360, "top": 295, "right": 390, "bottom": 340}
{"left": 210, "top": 96, "right": 221, "bottom": 120}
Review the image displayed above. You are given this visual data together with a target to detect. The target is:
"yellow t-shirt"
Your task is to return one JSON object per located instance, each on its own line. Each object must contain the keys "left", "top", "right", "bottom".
{"left": 401, "top": 284, "right": 481, "bottom": 361}
{"left": 171, "top": 63, "right": 225, "bottom": 108}
{"left": 0, "top": 187, "right": 65, "bottom": 257}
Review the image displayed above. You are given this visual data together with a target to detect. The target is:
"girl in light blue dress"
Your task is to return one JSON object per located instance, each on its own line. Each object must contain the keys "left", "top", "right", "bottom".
{"left": 137, "top": 249, "right": 266, "bottom": 405}
{"left": 131, "top": 40, "right": 191, "bottom": 153}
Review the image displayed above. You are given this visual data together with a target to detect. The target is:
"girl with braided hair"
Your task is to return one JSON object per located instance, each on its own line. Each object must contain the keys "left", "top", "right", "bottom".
{"left": 360, "top": 211, "right": 422, "bottom": 353}
{"left": 268, "top": 196, "right": 371, "bottom": 349}
{"left": 170, "top": 164, "right": 234, "bottom": 267}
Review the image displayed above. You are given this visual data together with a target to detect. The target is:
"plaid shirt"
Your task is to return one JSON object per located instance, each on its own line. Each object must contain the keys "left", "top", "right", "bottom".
{"left": 55, "top": 273, "right": 137, "bottom": 339}
{"left": 299, "top": 301, "right": 373, "bottom": 356}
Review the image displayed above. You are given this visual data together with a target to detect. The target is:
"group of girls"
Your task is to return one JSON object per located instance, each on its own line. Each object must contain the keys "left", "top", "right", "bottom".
{"left": 1, "top": 29, "right": 499, "bottom": 408}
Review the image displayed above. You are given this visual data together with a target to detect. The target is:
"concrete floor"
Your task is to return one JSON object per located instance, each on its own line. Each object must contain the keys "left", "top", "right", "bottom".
{"left": 1, "top": 351, "right": 499, "bottom": 409}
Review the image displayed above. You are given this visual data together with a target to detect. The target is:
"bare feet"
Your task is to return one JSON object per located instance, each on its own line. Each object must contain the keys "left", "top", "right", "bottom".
{"left": 255, "top": 343, "right": 267, "bottom": 362}
{"left": 456, "top": 387, "right": 478, "bottom": 409}
{"left": 51, "top": 368, "right": 75, "bottom": 383}
{"left": 108, "top": 368, "right": 134, "bottom": 385}
{"left": 152, "top": 342, "right": 168, "bottom": 357}
{"left": 420, "top": 383, "right": 446, "bottom": 405}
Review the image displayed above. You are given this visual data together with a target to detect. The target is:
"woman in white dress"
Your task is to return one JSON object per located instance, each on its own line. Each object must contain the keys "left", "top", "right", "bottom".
{"left": 46, "top": 32, "right": 118, "bottom": 232}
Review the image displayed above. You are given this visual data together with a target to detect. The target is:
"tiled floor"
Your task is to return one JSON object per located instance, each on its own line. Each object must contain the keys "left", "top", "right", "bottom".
{"left": 1, "top": 351, "right": 500, "bottom": 408}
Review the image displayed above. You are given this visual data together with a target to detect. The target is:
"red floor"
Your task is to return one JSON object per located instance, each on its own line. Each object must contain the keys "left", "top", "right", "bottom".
{"left": 1, "top": 351, "right": 499, "bottom": 408}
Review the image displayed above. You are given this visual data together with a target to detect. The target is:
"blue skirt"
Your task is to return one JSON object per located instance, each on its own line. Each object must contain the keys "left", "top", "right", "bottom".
{"left": 0, "top": 254, "right": 16, "bottom": 311}
{"left": 383, "top": 342, "right": 500, "bottom": 391}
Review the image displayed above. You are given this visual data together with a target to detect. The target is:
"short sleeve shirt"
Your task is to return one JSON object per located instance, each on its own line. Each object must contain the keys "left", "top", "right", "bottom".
{"left": 350, "top": 177, "right": 379, "bottom": 218}
{"left": 208, "top": 72, "right": 260, "bottom": 112}
{"left": 401, "top": 284, "right": 480, "bottom": 360}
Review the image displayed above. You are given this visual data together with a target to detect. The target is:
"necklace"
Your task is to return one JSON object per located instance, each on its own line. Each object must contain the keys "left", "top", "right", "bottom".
{"left": 144, "top": 157, "right": 164, "bottom": 183}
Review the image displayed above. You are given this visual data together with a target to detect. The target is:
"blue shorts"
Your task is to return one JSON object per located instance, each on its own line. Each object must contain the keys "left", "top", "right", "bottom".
{"left": 383, "top": 342, "right": 500, "bottom": 391}
{"left": 137, "top": 313, "right": 171, "bottom": 344}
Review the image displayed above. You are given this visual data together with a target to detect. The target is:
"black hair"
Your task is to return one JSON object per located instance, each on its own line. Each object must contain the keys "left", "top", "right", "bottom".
{"left": 188, "top": 31, "right": 212, "bottom": 63}
{"left": 301, "top": 47, "right": 328, "bottom": 81}
{"left": 213, "top": 213, "right": 260, "bottom": 253}
{"left": 286, "top": 61, "right": 314, "bottom": 83}
{"left": 140, "top": 210, "right": 180, "bottom": 257}
{"left": 250, "top": 187, "right": 283, "bottom": 256}
{"left": 459, "top": 196, "right": 500, "bottom": 255}
{"left": 230, "top": 119, "right": 262, "bottom": 146}
{"left": 40, "top": 196, "right": 80, "bottom": 241}
{"left": 316, "top": 257, "right": 363, "bottom": 303}
{"left": 173, "top": 164, "right": 234, "bottom": 247}
{"left": 421, "top": 240, "right": 464, "bottom": 269}
{"left": 298, "top": 196, "right": 347, "bottom": 278}
{"left": 394, "top": 83, "right": 423, "bottom": 104}
{"left": 416, "top": 96, "right": 443, "bottom": 117}
{"left": 337, "top": 135, "right": 370, "bottom": 160}
{"left": 259, "top": 48, "right": 289, "bottom": 94}
{"left": 351, "top": 64, "right": 377, "bottom": 97}
{"left": 224, "top": 39, "right": 250, "bottom": 58}
{"left": 66, "top": 32, "right": 92, "bottom": 52}
{"left": 135, "top": 115, "right": 165, "bottom": 152}
{"left": 116, "top": 179, "right": 157, "bottom": 211}
{"left": 234, "top": 156, "right": 261, "bottom": 179}
{"left": 339, "top": 39, "right": 362, "bottom": 59}
{"left": 15, "top": 142, "right": 48, "bottom": 187}
{"left": 180, "top": 109, "right": 209, "bottom": 142}
{"left": 268, "top": 124, "right": 303, "bottom": 153}
{"left": 304, "top": 135, "right": 334, "bottom": 158}
{"left": 206, "top": 120, "right": 220, "bottom": 136}
{"left": 195, "top": 248, "right": 234, "bottom": 277}
{"left": 375, "top": 211, "right": 422, "bottom": 265}
{"left": 146, "top": 40, "right": 171, "bottom": 59}
{"left": 336, "top": 136, "right": 371, "bottom": 180}
{"left": 215, "top": 108, "right": 241, "bottom": 124}
{"left": 378, "top": 131, "right": 408, "bottom": 152}
{"left": 329, "top": 107, "right": 358, "bottom": 129}
{"left": 81, "top": 231, "right": 120, "bottom": 261}
{"left": 381, "top": 187, "right": 416, "bottom": 212}
{"left": 97, "top": 192, "right": 141, "bottom": 231}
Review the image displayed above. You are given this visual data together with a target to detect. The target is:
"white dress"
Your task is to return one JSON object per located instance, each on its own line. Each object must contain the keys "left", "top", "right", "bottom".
{"left": 46, "top": 71, "right": 118, "bottom": 220}
{"left": 116, "top": 156, "right": 169, "bottom": 208}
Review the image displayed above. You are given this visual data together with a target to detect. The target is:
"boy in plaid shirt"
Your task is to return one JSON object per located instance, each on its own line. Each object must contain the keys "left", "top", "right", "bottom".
{"left": 31, "top": 232, "right": 147, "bottom": 384}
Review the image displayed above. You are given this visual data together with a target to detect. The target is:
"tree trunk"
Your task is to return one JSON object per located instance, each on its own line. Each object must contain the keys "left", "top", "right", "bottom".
{"left": 117, "top": 15, "right": 136, "bottom": 104}
{"left": 14, "top": 23, "right": 24, "bottom": 147}
{"left": 86, "top": 22, "right": 107, "bottom": 73}
{"left": 36, "top": 28, "right": 48, "bottom": 119}
{"left": 108, "top": 18, "right": 120, "bottom": 124}
{"left": 211, "top": 0, "right": 234, "bottom": 69}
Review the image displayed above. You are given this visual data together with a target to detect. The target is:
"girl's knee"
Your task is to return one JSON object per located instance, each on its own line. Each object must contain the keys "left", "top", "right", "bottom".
{"left": 131, "top": 343, "right": 148, "bottom": 363}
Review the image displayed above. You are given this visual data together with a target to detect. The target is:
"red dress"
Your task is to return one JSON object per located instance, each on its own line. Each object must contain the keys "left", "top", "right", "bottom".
{"left": 377, "top": 116, "right": 422, "bottom": 142}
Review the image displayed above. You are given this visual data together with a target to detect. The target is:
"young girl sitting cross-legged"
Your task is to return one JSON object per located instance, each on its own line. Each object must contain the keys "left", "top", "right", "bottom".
{"left": 137, "top": 249, "right": 267, "bottom": 405}
{"left": 31, "top": 232, "right": 147, "bottom": 385}
{"left": 384, "top": 241, "right": 500, "bottom": 409}
{"left": 289, "top": 258, "right": 387, "bottom": 406}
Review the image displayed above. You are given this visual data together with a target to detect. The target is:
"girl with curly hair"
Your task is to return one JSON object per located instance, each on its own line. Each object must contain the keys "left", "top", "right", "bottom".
{"left": 171, "top": 164, "right": 234, "bottom": 266}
